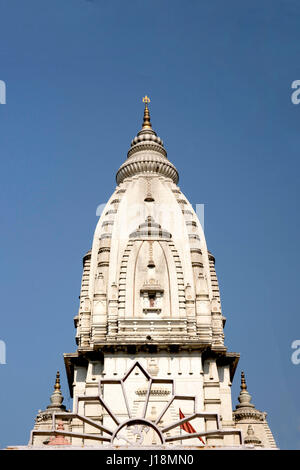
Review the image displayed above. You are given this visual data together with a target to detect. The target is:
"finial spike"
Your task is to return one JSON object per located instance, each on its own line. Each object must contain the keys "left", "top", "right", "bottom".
{"left": 142, "top": 95, "right": 152, "bottom": 129}
{"left": 55, "top": 370, "right": 61, "bottom": 391}
{"left": 241, "top": 371, "right": 247, "bottom": 390}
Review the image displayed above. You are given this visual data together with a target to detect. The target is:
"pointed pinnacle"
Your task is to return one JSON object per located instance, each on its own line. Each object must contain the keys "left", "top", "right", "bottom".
{"left": 241, "top": 371, "right": 247, "bottom": 390}
{"left": 54, "top": 370, "right": 61, "bottom": 391}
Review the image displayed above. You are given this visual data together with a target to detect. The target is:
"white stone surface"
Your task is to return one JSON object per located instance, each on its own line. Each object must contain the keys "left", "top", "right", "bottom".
{"left": 14, "top": 105, "right": 277, "bottom": 450}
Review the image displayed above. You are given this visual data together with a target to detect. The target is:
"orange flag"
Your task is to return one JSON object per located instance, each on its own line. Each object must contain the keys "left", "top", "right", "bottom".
{"left": 179, "top": 408, "right": 205, "bottom": 444}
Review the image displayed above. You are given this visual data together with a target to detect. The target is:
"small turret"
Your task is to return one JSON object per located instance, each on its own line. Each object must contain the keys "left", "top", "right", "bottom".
{"left": 47, "top": 371, "right": 66, "bottom": 411}
{"left": 233, "top": 371, "right": 277, "bottom": 448}
{"left": 244, "top": 425, "right": 262, "bottom": 446}
{"left": 235, "top": 371, "right": 255, "bottom": 410}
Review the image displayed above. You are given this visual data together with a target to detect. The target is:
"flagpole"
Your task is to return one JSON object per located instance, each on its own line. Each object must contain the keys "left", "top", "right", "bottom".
{"left": 180, "top": 420, "right": 183, "bottom": 446}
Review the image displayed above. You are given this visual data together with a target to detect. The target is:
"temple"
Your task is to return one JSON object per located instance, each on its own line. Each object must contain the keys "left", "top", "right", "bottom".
{"left": 7, "top": 98, "right": 277, "bottom": 449}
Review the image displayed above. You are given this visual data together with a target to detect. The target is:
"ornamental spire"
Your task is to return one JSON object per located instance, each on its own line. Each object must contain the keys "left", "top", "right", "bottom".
{"left": 244, "top": 424, "right": 262, "bottom": 446}
{"left": 54, "top": 370, "right": 61, "bottom": 391}
{"left": 233, "top": 370, "right": 265, "bottom": 426}
{"left": 116, "top": 97, "right": 179, "bottom": 185}
{"left": 241, "top": 370, "right": 247, "bottom": 390}
{"left": 236, "top": 370, "right": 255, "bottom": 409}
{"left": 47, "top": 370, "right": 66, "bottom": 410}
{"left": 142, "top": 95, "right": 152, "bottom": 130}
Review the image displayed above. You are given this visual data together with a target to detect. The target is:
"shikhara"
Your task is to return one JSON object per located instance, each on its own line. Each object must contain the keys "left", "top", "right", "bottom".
{"left": 8, "top": 98, "right": 277, "bottom": 450}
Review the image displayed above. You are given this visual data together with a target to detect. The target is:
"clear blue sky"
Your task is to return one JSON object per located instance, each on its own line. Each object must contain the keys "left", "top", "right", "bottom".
{"left": 0, "top": 0, "right": 299, "bottom": 449}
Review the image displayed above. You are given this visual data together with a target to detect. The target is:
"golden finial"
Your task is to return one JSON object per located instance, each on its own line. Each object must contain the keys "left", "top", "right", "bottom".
{"left": 142, "top": 95, "right": 152, "bottom": 129}
{"left": 143, "top": 95, "right": 151, "bottom": 105}
{"left": 54, "top": 370, "right": 61, "bottom": 391}
{"left": 241, "top": 371, "right": 247, "bottom": 390}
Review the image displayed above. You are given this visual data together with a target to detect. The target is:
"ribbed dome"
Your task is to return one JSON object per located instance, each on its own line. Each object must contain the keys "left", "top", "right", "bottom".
{"left": 130, "top": 130, "right": 164, "bottom": 152}
{"left": 116, "top": 151, "right": 179, "bottom": 185}
{"left": 116, "top": 100, "right": 179, "bottom": 184}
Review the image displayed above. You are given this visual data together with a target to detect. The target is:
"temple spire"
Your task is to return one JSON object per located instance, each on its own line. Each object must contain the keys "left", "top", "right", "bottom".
{"left": 244, "top": 424, "right": 262, "bottom": 446}
{"left": 47, "top": 371, "right": 66, "bottom": 410}
{"left": 236, "top": 370, "right": 255, "bottom": 409}
{"left": 116, "top": 96, "right": 179, "bottom": 184}
{"left": 142, "top": 95, "right": 152, "bottom": 129}
{"left": 233, "top": 369, "right": 272, "bottom": 444}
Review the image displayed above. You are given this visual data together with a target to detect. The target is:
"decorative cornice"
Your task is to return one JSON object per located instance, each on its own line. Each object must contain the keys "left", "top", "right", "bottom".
{"left": 116, "top": 153, "right": 178, "bottom": 185}
{"left": 127, "top": 142, "right": 167, "bottom": 158}
{"left": 233, "top": 409, "right": 264, "bottom": 422}
{"left": 136, "top": 386, "right": 170, "bottom": 396}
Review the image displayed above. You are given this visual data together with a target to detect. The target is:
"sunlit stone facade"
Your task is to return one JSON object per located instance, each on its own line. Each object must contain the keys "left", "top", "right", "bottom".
{"left": 7, "top": 99, "right": 277, "bottom": 450}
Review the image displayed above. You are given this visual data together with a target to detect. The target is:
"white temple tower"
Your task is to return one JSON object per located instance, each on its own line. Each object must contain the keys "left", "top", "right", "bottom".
{"left": 15, "top": 98, "right": 277, "bottom": 449}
